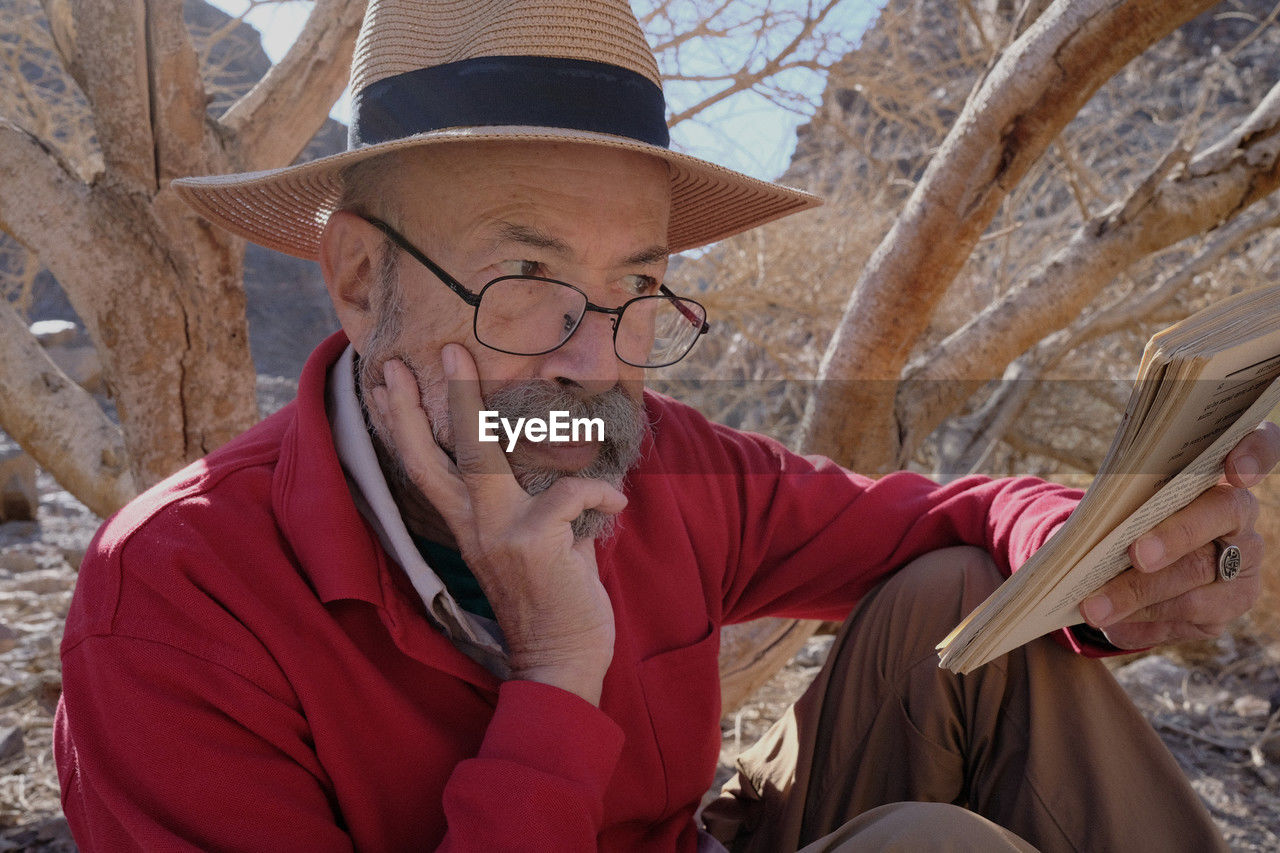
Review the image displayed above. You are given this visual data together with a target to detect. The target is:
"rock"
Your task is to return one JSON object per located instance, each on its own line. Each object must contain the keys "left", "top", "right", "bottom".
{"left": 35, "top": 674, "right": 61, "bottom": 715}
{"left": 12, "top": 570, "right": 73, "bottom": 596}
{"left": 0, "top": 624, "right": 16, "bottom": 655}
{"left": 0, "top": 549, "right": 39, "bottom": 574}
{"left": 794, "top": 634, "right": 835, "bottom": 668}
{"left": 0, "top": 448, "right": 38, "bottom": 523}
{"left": 0, "top": 725, "right": 23, "bottom": 762}
{"left": 1113, "top": 655, "right": 1190, "bottom": 714}
{"left": 29, "top": 319, "right": 78, "bottom": 348}
{"left": 31, "top": 319, "right": 104, "bottom": 391}
{"left": 1233, "top": 694, "right": 1270, "bottom": 717}
{"left": 58, "top": 544, "right": 88, "bottom": 570}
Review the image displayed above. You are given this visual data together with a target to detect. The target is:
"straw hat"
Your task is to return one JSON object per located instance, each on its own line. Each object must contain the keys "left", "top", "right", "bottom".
{"left": 172, "top": 0, "right": 822, "bottom": 258}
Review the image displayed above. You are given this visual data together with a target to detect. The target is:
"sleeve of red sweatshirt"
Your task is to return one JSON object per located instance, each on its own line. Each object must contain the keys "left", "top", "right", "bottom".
{"left": 688, "top": 419, "right": 1124, "bottom": 656}
{"left": 439, "top": 681, "right": 623, "bottom": 850}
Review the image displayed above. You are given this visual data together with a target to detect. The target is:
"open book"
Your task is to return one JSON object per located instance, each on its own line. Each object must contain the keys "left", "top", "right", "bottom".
{"left": 937, "top": 283, "right": 1280, "bottom": 674}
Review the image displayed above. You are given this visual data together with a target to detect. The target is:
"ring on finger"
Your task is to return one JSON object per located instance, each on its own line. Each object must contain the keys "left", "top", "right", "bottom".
{"left": 1213, "top": 538, "right": 1242, "bottom": 582}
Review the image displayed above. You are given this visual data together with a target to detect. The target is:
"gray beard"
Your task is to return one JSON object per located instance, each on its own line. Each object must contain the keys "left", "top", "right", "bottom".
{"left": 357, "top": 352, "right": 649, "bottom": 542}
{"left": 483, "top": 379, "right": 649, "bottom": 540}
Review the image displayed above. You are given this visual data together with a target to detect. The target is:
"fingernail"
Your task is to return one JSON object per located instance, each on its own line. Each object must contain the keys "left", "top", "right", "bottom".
{"left": 441, "top": 345, "right": 457, "bottom": 377}
{"left": 1081, "top": 595, "right": 1112, "bottom": 626}
{"left": 1233, "top": 454, "right": 1260, "bottom": 484}
{"left": 1134, "top": 535, "right": 1163, "bottom": 571}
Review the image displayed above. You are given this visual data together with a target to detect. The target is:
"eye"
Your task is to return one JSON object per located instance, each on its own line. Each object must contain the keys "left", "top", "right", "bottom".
{"left": 497, "top": 259, "right": 547, "bottom": 278}
{"left": 623, "top": 274, "right": 660, "bottom": 297}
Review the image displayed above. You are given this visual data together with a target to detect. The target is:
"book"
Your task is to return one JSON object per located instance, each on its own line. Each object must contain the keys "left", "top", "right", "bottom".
{"left": 937, "top": 283, "right": 1280, "bottom": 674}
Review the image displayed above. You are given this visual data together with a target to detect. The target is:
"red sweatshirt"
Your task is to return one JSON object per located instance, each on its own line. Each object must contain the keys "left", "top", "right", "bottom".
{"left": 56, "top": 332, "right": 1080, "bottom": 851}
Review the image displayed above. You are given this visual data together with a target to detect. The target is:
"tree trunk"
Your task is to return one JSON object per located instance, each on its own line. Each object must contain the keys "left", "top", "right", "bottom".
{"left": 2, "top": 0, "right": 366, "bottom": 506}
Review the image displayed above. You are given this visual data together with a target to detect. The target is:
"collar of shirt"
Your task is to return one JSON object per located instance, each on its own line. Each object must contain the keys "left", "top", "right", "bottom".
{"left": 324, "top": 345, "right": 509, "bottom": 676}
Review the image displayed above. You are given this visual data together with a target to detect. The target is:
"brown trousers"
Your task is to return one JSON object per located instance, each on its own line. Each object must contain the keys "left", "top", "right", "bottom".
{"left": 701, "top": 547, "right": 1227, "bottom": 852}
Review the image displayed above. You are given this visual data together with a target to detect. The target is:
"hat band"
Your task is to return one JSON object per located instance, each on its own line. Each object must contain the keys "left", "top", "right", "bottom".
{"left": 350, "top": 55, "right": 671, "bottom": 150}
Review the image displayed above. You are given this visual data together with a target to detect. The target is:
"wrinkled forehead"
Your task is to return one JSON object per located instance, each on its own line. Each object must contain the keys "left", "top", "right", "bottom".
{"left": 376, "top": 142, "right": 673, "bottom": 250}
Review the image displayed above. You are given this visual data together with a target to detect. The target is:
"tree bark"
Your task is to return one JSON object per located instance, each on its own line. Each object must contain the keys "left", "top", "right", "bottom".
{"left": 221, "top": 0, "right": 368, "bottom": 171}
{"left": 719, "top": 618, "right": 821, "bottom": 713}
{"left": 799, "top": 0, "right": 1218, "bottom": 476}
{"left": 41, "top": 0, "right": 156, "bottom": 192}
{"left": 0, "top": 300, "right": 135, "bottom": 518}
{"left": 2, "top": 1, "right": 366, "bottom": 497}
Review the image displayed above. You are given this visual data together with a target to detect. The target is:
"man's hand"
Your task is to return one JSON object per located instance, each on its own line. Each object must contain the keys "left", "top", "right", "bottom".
{"left": 371, "top": 344, "right": 625, "bottom": 705}
{"left": 1080, "top": 421, "right": 1280, "bottom": 649}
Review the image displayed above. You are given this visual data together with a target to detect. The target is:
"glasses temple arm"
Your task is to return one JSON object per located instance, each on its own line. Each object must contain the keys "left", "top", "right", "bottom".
{"left": 364, "top": 216, "right": 482, "bottom": 308}
{"left": 659, "top": 285, "right": 710, "bottom": 333}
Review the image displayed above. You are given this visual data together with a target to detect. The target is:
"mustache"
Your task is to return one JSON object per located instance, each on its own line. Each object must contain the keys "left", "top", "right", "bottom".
{"left": 482, "top": 381, "right": 641, "bottom": 440}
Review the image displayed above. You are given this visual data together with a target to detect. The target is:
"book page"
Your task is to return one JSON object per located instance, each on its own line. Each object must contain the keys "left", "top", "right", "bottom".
{"left": 941, "top": 375, "right": 1280, "bottom": 671}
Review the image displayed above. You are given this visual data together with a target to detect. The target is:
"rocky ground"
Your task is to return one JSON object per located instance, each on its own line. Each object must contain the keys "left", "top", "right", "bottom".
{"left": 0, "top": 448, "right": 1277, "bottom": 850}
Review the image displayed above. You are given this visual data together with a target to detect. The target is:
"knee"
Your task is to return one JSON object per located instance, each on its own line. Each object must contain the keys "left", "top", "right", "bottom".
{"left": 875, "top": 546, "right": 1003, "bottom": 637}
{"left": 824, "top": 547, "right": 1006, "bottom": 679}
{"left": 809, "top": 802, "right": 1035, "bottom": 852}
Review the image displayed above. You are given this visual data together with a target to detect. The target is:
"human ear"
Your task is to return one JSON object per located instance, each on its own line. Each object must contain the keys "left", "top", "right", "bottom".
{"left": 319, "top": 210, "right": 388, "bottom": 353}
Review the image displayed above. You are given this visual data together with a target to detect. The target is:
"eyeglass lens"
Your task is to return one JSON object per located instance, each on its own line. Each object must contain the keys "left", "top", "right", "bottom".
{"left": 474, "top": 277, "right": 706, "bottom": 367}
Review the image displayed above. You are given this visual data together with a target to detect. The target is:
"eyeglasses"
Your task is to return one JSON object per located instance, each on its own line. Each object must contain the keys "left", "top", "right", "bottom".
{"left": 364, "top": 217, "right": 710, "bottom": 368}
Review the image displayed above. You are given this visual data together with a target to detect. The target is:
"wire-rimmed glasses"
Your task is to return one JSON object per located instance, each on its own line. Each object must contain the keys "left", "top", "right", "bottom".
{"left": 364, "top": 217, "right": 709, "bottom": 368}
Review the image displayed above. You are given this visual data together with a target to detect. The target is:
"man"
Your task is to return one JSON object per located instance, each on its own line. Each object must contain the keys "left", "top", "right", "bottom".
{"left": 55, "top": 1, "right": 1279, "bottom": 850}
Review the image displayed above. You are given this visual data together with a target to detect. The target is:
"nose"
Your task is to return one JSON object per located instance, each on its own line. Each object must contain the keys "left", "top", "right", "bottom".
{"left": 537, "top": 308, "right": 621, "bottom": 397}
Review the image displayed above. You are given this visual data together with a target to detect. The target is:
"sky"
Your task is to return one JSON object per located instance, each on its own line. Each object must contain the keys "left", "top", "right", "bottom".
{"left": 206, "top": 0, "right": 880, "bottom": 182}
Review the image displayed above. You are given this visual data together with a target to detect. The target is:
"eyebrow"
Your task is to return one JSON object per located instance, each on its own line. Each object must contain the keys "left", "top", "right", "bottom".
{"left": 493, "top": 221, "right": 669, "bottom": 268}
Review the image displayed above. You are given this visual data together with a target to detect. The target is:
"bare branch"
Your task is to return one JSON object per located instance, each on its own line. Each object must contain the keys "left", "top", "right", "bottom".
{"left": 0, "top": 120, "right": 92, "bottom": 252}
{"left": 220, "top": 0, "right": 367, "bottom": 171}
{"left": 39, "top": 0, "right": 155, "bottom": 190}
{"left": 935, "top": 200, "right": 1280, "bottom": 478}
{"left": 0, "top": 300, "right": 136, "bottom": 518}
{"left": 799, "top": 0, "right": 1220, "bottom": 474}
{"left": 897, "top": 79, "right": 1280, "bottom": 462}
{"left": 666, "top": 0, "right": 843, "bottom": 127}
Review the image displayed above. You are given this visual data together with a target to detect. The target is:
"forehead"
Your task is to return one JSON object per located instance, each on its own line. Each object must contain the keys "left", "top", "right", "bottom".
{"left": 388, "top": 142, "right": 672, "bottom": 253}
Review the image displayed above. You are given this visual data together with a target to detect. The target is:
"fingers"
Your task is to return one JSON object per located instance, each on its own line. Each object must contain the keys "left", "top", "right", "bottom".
{"left": 1128, "top": 484, "right": 1258, "bottom": 573}
{"left": 533, "top": 477, "right": 628, "bottom": 528}
{"left": 1101, "top": 618, "right": 1232, "bottom": 651}
{"left": 1079, "top": 473, "right": 1266, "bottom": 638}
{"left": 440, "top": 344, "right": 519, "bottom": 491}
{"left": 372, "top": 358, "right": 470, "bottom": 522}
{"left": 1223, "top": 420, "right": 1280, "bottom": 487}
{"left": 1082, "top": 532, "right": 1262, "bottom": 628}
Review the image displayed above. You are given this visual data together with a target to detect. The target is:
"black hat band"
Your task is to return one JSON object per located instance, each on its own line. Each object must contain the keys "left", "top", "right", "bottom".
{"left": 350, "top": 55, "right": 671, "bottom": 150}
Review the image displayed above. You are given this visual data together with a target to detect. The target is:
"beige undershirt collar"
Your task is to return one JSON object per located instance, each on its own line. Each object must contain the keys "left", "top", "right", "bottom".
{"left": 325, "top": 345, "right": 509, "bottom": 677}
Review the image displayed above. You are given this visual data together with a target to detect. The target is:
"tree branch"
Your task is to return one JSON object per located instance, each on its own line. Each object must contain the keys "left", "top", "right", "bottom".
{"left": 0, "top": 300, "right": 136, "bottom": 518}
{"left": 39, "top": 0, "right": 156, "bottom": 190}
{"left": 220, "top": 0, "right": 367, "bottom": 171}
{"left": 0, "top": 120, "right": 93, "bottom": 252}
{"left": 897, "top": 79, "right": 1280, "bottom": 463}
{"left": 934, "top": 200, "right": 1280, "bottom": 479}
{"left": 147, "top": 0, "right": 211, "bottom": 183}
{"left": 667, "top": 0, "right": 843, "bottom": 127}
{"left": 798, "top": 0, "right": 1218, "bottom": 474}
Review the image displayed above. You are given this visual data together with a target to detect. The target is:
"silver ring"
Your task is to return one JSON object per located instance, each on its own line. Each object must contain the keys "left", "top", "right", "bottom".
{"left": 1214, "top": 538, "right": 1242, "bottom": 582}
